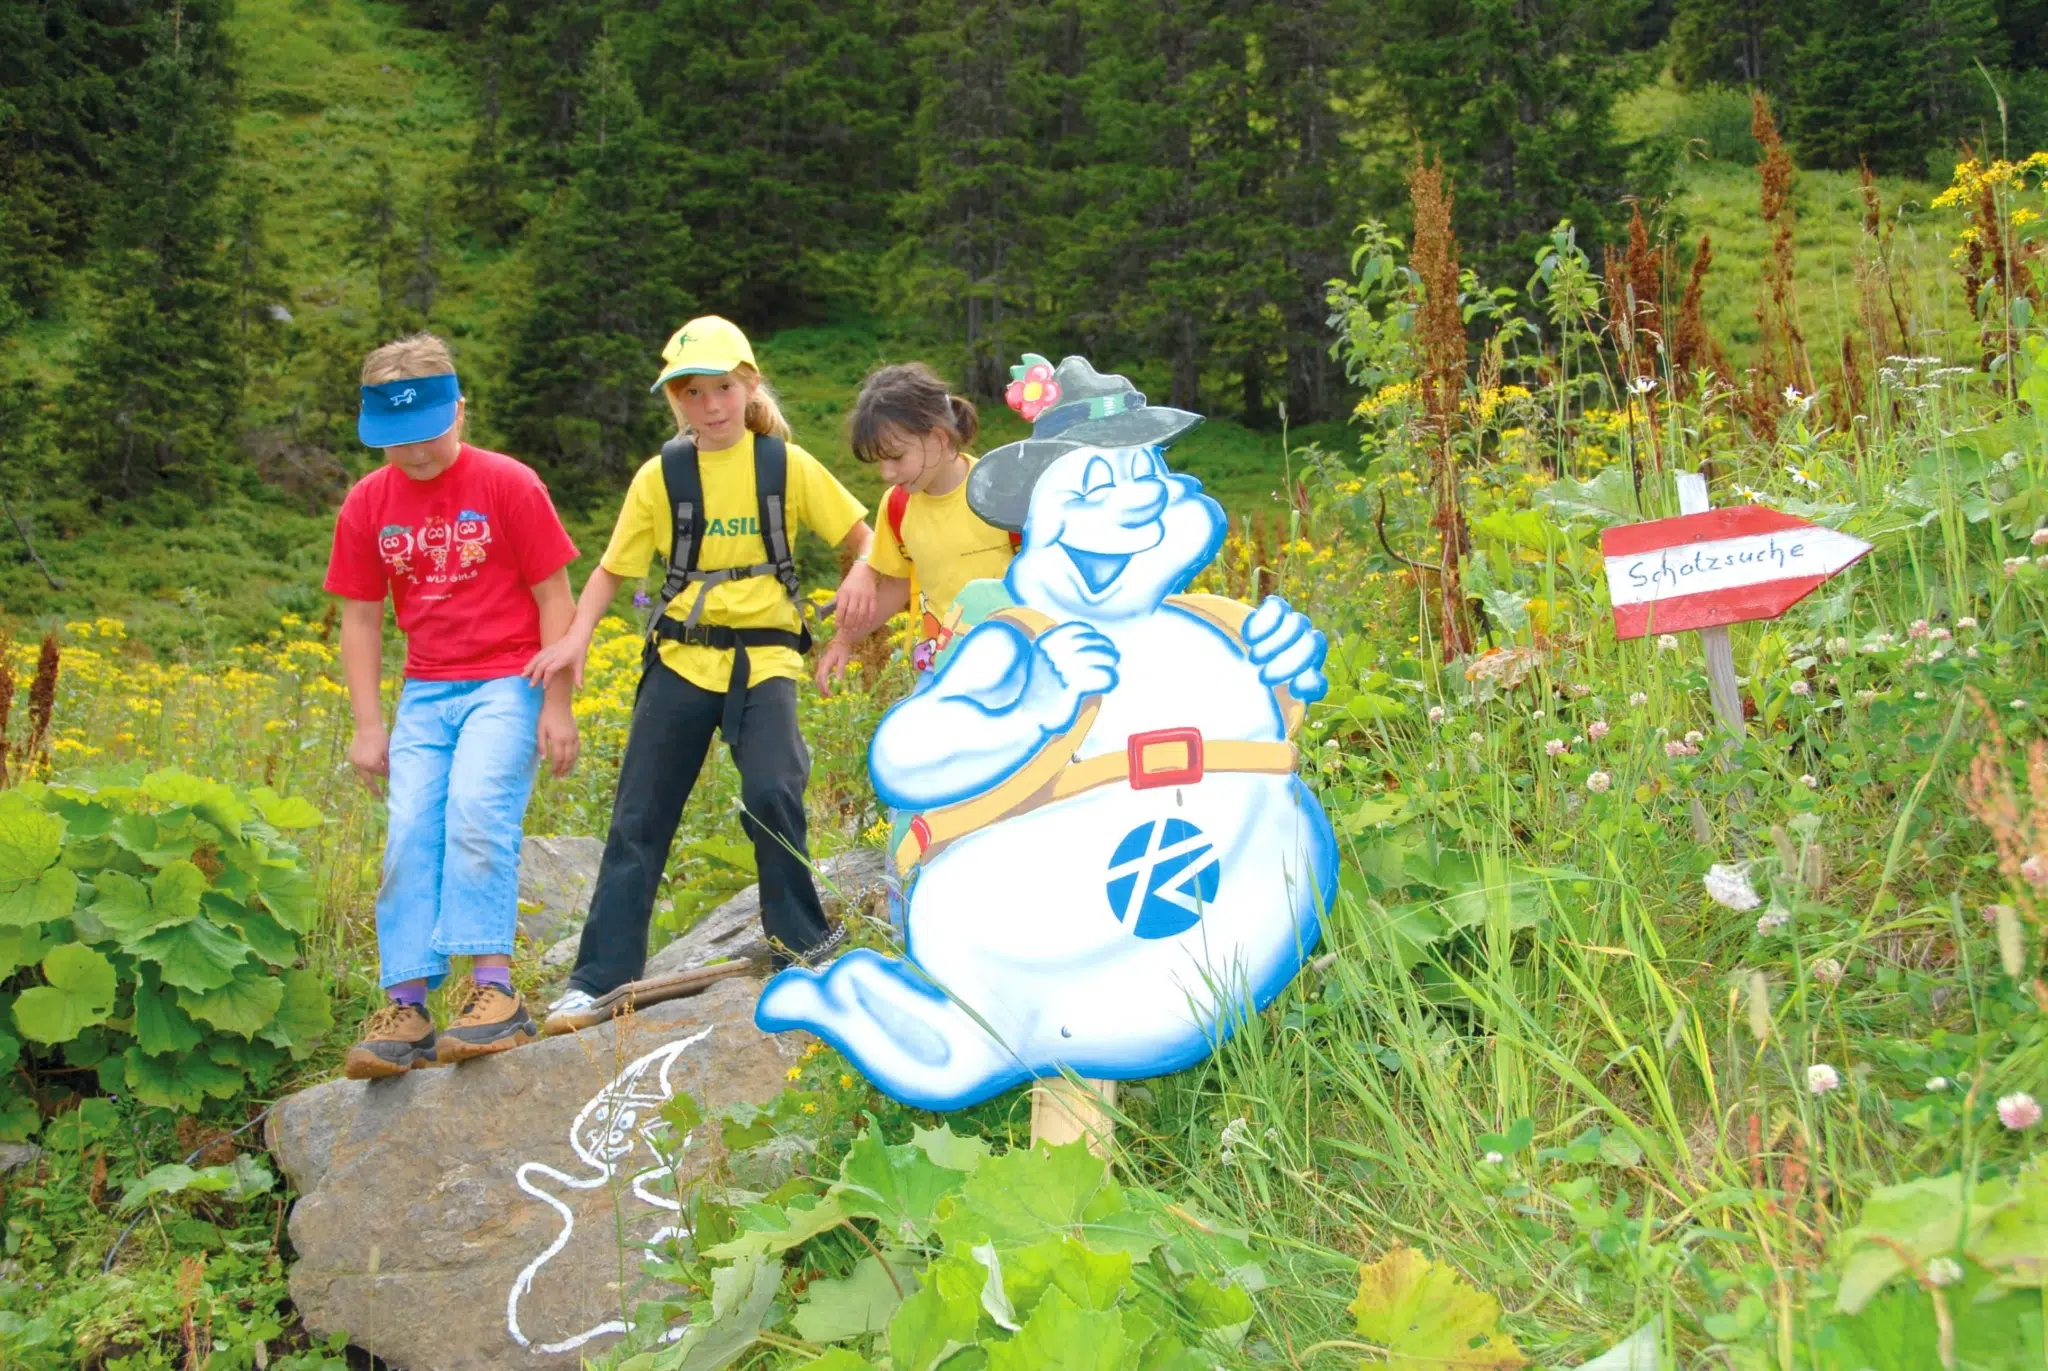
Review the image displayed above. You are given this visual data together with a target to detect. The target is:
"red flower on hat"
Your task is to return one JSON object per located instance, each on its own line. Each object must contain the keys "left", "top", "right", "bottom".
{"left": 1005, "top": 355, "right": 1061, "bottom": 422}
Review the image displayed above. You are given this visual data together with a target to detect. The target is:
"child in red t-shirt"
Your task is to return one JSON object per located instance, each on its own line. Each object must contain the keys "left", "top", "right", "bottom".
{"left": 324, "top": 333, "right": 581, "bottom": 1079}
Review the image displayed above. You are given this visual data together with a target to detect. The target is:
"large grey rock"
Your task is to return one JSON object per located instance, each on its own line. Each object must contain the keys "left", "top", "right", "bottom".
{"left": 268, "top": 976, "right": 803, "bottom": 1371}
{"left": 518, "top": 835, "right": 606, "bottom": 945}
{"left": 642, "top": 847, "right": 891, "bottom": 977}
{"left": 0, "top": 1143, "right": 40, "bottom": 1176}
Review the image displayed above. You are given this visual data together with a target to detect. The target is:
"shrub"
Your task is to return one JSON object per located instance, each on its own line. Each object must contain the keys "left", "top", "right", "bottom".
{"left": 0, "top": 769, "right": 334, "bottom": 1137}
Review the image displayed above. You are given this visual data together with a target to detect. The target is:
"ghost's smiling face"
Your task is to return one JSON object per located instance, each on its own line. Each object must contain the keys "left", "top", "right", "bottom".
{"left": 1007, "top": 445, "right": 1225, "bottom": 620}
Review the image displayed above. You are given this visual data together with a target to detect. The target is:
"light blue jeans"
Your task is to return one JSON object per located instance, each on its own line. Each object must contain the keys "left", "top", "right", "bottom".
{"left": 376, "top": 676, "right": 543, "bottom": 989}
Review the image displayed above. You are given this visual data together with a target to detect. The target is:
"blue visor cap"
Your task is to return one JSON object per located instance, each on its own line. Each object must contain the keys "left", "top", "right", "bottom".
{"left": 358, "top": 372, "right": 462, "bottom": 448}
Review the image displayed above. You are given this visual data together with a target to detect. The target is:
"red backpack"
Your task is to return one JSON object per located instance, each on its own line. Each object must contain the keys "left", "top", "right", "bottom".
{"left": 885, "top": 484, "right": 1024, "bottom": 555}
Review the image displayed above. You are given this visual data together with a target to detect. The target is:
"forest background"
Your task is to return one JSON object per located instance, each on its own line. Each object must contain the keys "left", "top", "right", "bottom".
{"left": 3, "top": 0, "right": 2047, "bottom": 627}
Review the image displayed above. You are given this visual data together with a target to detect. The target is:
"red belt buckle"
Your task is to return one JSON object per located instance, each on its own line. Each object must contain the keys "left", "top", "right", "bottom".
{"left": 1127, "top": 727, "right": 1204, "bottom": 790}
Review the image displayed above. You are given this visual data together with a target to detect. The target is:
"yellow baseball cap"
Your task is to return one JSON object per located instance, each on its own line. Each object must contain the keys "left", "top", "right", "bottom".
{"left": 650, "top": 315, "right": 757, "bottom": 392}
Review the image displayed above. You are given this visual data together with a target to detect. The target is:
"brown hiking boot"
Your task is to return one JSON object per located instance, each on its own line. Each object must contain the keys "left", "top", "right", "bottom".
{"left": 343, "top": 1001, "right": 439, "bottom": 1079}
{"left": 435, "top": 978, "right": 539, "bottom": 1064}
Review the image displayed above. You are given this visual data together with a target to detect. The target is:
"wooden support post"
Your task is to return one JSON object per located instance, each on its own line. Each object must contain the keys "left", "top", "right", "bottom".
{"left": 1030, "top": 1076, "right": 1116, "bottom": 1158}
{"left": 1675, "top": 472, "right": 1745, "bottom": 736}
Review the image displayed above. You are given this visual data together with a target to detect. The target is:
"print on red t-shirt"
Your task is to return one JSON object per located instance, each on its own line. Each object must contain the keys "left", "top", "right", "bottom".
{"left": 324, "top": 445, "right": 579, "bottom": 681}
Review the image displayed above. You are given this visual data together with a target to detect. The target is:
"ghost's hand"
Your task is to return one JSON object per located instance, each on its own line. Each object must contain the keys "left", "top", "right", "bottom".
{"left": 1022, "top": 622, "right": 1120, "bottom": 733}
{"left": 1242, "top": 595, "right": 1328, "bottom": 703}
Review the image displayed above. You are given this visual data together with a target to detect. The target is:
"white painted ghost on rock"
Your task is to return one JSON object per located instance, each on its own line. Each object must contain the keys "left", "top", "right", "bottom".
{"left": 757, "top": 420, "right": 1337, "bottom": 1110}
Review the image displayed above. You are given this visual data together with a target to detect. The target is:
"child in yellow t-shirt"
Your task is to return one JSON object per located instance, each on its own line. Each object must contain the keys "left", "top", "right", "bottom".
{"left": 818, "top": 362, "right": 1018, "bottom": 690}
{"left": 525, "top": 317, "right": 872, "bottom": 1030}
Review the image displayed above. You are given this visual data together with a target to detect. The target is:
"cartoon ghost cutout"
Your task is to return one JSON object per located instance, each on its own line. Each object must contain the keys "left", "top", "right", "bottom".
{"left": 756, "top": 443, "right": 1337, "bottom": 1110}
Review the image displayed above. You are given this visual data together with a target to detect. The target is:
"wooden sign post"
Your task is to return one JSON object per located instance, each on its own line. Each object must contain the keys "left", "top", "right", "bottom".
{"left": 1031, "top": 1076, "right": 1117, "bottom": 1157}
{"left": 1601, "top": 474, "right": 1872, "bottom": 734}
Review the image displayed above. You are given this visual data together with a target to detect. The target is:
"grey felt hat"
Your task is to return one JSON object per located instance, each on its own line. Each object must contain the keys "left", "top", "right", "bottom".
{"left": 967, "top": 355, "right": 1203, "bottom": 533}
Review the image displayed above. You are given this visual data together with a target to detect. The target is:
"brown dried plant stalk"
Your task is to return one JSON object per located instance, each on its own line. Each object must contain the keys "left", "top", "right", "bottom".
{"left": 1750, "top": 93, "right": 1812, "bottom": 418}
{"left": 25, "top": 633, "right": 58, "bottom": 772}
{"left": 1959, "top": 698, "right": 2048, "bottom": 1007}
{"left": 1671, "top": 234, "right": 1731, "bottom": 388}
{"left": 1407, "top": 154, "right": 1474, "bottom": 657}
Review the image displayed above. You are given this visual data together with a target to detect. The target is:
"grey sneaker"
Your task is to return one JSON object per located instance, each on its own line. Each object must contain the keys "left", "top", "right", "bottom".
{"left": 772, "top": 923, "right": 848, "bottom": 973}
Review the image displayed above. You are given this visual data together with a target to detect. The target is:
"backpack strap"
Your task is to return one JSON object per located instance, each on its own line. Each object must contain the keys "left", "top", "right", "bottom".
{"left": 886, "top": 484, "right": 911, "bottom": 551}
{"left": 753, "top": 434, "right": 802, "bottom": 603}
{"left": 645, "top": 437, "right": 705, "bottom": 637}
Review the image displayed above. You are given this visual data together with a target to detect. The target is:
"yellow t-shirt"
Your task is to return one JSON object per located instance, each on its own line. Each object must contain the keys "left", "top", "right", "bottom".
{"left": 865, "top": 456, "right": 1017, "bottom": 636}
{"left": 601, "top": 432, "right": 866, "bottom": 691}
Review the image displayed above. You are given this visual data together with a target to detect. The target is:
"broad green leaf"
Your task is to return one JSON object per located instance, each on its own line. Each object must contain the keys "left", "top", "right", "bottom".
{"left": 128, "top": 916, "right": 252, "bottom": 992}
{"left": 0, "top": 866, "right": 76, "bottom": 929}
{"left": 936, "top": 1141, "right": 1113, "bottom": 1253}
{"left": 176, "top": 963, "right": 286, "bottom": 1037}
{"left": 1180, "top": 1275, "right": 1254, "bottom": 1332}
{"left": 0, "top": 1027, "right": 17, "bottom": 1073}
{"left": 1003, "top": 1236, "right": 1133, "bottom": 1316}
{"left": 254, "top": 860, "right": 317, "bottom": 933}
{"left": 833, "top": 1131, "right": 969, "bottom": 1243}
{"left": 45, "top": 796, "right": 114, "bottom": 839}
{"left": 118, "top": 1156, "right": 271, "bottom": 1209}
{"left": 702, "top": 1191, "right": 847, "bottom": 1260}
{"left": 109, "top": 814, "right": 196, "bottom": 866}
{"left": 248, "top": 787, "right": 323, "bottom": 830}
{"left": 132, "top": 966, "right": 205, "bottom": 1055}
{"left": 91, "top": 870, "right": 185, "bottom": 942}
{"left": 984, "top": 1286, "right": 1128, "bottom": 1371}
{"left": 887, "top": 1253, "right": 987, "bottom": 1371}
{"left": 789, "top": 1254, "right": 912, "bottom": 1343}
{"left": 0, "top": 1091, "right": 39, "bottom": 1142}
{"left": 123, "top": 1045, "right": 244, "bottom": 1111}
{"left": 1347, "top": 1247, "right": 1527, "bottom": 1370}
{"left": 12, "top": 943, "right": 118, "bottom": 1044}
{"left": 1971, "top": 1162, "right": 2048, "bottom": 1289}
{"left": 654, "top": 1252, "right": 779, "bottom": 1370}
{"left": 0, "top": 792, "right": 63, "bottom": 885}
{"left": 152, "top": 861, "right": 210, "bottom": 921}
{"left": 143, "top": 771, "right": 252, "bottom": 834}
{"left": 915, "top": 1123, "right": 992, "bottom": 1175}
{"left": 257, "top": 970, "right": 334, "bottom": 1055}
{"left": 803, "top": 1353, "right": 882, "bottom": 1371}
{"left": 0, "top": 924, "right": 54, "bottom": 979}
{"left": 1834, "top": 1174, "right": 2014, "bottom": 1314}
{"left": 221, "top": 903, "right": 298, "bottom": 966}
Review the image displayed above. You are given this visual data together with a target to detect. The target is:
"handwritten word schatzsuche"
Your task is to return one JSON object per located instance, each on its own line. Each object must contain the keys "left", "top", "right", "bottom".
{"left": 1625, "top": 536, "right": 1810, "bottom": 591}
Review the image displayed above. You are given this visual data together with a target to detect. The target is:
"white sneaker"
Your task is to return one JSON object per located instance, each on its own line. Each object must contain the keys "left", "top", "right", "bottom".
{"left": 542, "top": 988, "right": 600, "bottom": 1036}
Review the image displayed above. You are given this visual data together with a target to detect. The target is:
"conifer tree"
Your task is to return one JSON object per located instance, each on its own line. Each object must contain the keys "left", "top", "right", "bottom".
{"left": 1668, "top": 0, "right": 1788, "bottom": 90}
{"left": 500, "top": 36, "right": 692, "bottom": 496}
{"left": 1782, "top": 0, "right": 2004, "bottom": 172}
{"left": 67, "top": 0, "right": 241, "bottom": 504}
{"left": 1365, "top": 0, "right": 1653, "bottom": 288}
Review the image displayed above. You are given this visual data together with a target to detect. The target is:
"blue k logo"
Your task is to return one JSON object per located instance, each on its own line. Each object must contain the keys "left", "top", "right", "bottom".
{"left": 1105, "top": 818, "right": 1219, "bottom": 940}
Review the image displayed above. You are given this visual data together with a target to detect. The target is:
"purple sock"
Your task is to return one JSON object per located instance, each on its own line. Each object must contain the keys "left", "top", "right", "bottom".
{"left": 389, "top": 981, "right": 427, "bottom": 1007}
{"left": 473, "top": 965, "right": 513, "bottom": 992}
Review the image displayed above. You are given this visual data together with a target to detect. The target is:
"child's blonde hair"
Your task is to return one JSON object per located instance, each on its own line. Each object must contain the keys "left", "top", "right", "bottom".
{"left": 361, "top": 332, "right": 457, "bottom": 384}
{"left": 663, "top": 363, "right": 792, "bottom": 442}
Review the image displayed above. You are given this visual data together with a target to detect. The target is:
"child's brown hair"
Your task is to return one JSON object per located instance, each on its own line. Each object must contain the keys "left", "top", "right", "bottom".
{"left": 848, "top": 363, "right": 979, "bottom": 464}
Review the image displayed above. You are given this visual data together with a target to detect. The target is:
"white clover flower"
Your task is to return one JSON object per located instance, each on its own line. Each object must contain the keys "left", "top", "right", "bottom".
{"left": 1665, "top": 739, "right": 1699, "bottom": 758}
{"left": 1586, "top": 770, "right": 1612, "bottom": 794}
{"left": 2015, "top": 700, "right": 2031, "bottom": 712}
{"left": 1482, "top": 1149, "right": 1505, "bottom": 1165}
{"left": 1827, "top": 636, "right": 1851, "bottom": 656}
{"left": 1856, "top": 689, "right": 1880, "bottom": 704}
{"left": 1925, "top": 1076, "right": 1950, "bottom": 1092}
{"left": 2021, "top": 854, "right": 2046, "bottom": 889}
{"left": 1909, "top": 619, "right": 1931, "bottom": 640}
{"left": 2033, "top": 528, "right": 2048, "bottom": 547}
{"left": 1807, "top": 1063, "right": 1841, "bottom": 1095}
{"left": 1684, "top": 730, "right": 1705, "bottom": 745}
{"left": 1705, "top": 864, "right": 1761, "bottom": 911}
{"left": 1811, "top": 957, "right": 1844, "bottom": 985}
{"left": 1930, "top": 626, "right": 1951, "bottom": 641}
{"left": 1545, "top": 738, "right": 1568, "bottom": 757}
{"left": 1924, "top": 1257, "right": 1963, "bottom": 1288}
{"left": 1428, "top": 705, "right": 1446, "bottom": 725}
{"left": 1656, "top": 634, "right": 1680, "bottom": 652}
{"left": 1957, "top": 616, "right": 1978, "bottom": 630}
{"left": 1757, "top": 910, "right": 1790, "bottom": 935}
{"left": 1791, "top": 680, "right": 1811, "bottom": 696}
{"left": 1588, "top": 720, "right": 1611, "bottom": 741}
{"left": 1530, "top": 709, "right": 1545, "bottom": 720}
{"left": 1468, "top": 731, "right": 1485, "bottom": 745}
{"left": 1628, "top": 691, "right": 1648, "bottom": 707}
{"left": 1800, "top": 774, "right": 1819, "bottom": 789}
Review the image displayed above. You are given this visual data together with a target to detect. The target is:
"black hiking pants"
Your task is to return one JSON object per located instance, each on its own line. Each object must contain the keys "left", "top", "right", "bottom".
{"left": 567, "top": 666, "right": 831, "bottom": 996}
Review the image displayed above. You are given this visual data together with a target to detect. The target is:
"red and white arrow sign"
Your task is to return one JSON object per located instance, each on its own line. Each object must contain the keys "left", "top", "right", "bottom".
{"left": 1600, "top": 505, "right": 1871, "bottom": 639}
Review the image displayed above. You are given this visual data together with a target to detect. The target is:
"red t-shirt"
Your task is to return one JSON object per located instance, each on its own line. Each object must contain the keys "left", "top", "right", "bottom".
{"left": 324, "top": 445, "right": 579, "bottom": 680}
